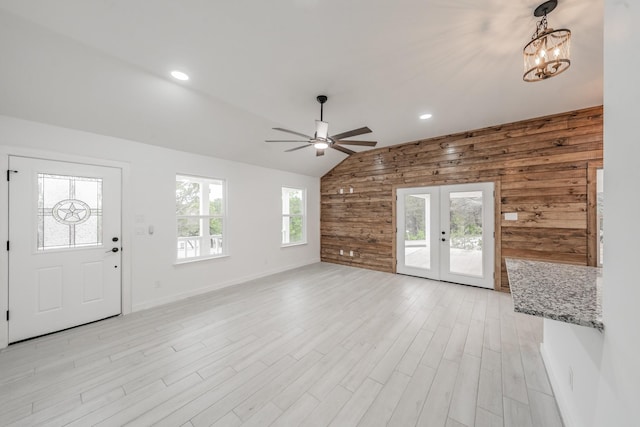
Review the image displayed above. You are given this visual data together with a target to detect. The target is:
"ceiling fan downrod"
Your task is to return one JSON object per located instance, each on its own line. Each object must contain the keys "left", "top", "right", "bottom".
{"left": 317, "top": 95, "right": 327, "bottom": 121}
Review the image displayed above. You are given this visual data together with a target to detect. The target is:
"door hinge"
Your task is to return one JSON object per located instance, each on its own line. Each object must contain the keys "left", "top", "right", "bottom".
{"left": 6, "top": 169, "right": 17, "bottom": 181}
{"left": 5, "top": 311, "right": 8, "bottom": 321}
{"left": 6, "top": 241, "right": 9, "bottom": 251}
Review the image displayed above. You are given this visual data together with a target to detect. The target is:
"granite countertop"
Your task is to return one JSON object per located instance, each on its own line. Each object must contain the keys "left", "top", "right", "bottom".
{"left": 505, "top": 258, "right": 603, "bottom": 331}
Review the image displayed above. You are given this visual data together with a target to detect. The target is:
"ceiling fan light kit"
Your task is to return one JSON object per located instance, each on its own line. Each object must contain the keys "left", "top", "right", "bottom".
{"left": 523, "top": 0, "right": 571, "bottom": 82}
{"left": 265, "top": 95, "right": 378, "bottom": 157}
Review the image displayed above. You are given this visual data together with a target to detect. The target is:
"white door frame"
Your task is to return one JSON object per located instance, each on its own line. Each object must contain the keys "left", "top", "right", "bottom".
{"left": 0, "top": 146, "right": 133, "bottom": 349}
{"left": 395, "top": 182, "right": 496, "bottom": 289}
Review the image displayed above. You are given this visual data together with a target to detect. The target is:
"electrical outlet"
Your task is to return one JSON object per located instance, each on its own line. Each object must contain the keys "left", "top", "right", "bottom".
{"left": 349, "top": 250, "right": 354, "bottom": 257}
{"left": 339, "top": 249, "right": 344, "bottom": 255}
{"left": 349, "top": 186, "right": 353, "bottom": 193}
{"left": 339, "top": 188, "right": 344, "bottom": 194}
{"left": 569, "top": 367, "right": 574, "bottom": 391}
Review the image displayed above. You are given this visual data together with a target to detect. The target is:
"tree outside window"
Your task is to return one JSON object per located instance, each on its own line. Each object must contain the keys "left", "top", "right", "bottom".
{"left": 282, "top": 187, "right": 306, "bottom": 245}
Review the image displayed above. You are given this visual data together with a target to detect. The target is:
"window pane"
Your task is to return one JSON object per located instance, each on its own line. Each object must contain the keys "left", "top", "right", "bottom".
{"left": 177, "top": 238, "right": 201, "bottom": 259}
{"left": 449, "top": 191, "right": 483, "bottom": 276}
{"left": 176, "top": 179, "right": 200, "bottom": 215}
{"left": 209, "top": 182, "right": 224, "bottom": 215}
{"left": 283, "top": 215, "right": 303, "bottom": 244}
{"left": 177, "top": 218, "right": 200, "bottom": 237}
{"left": 209, "top": 217, "right": 223, "bottom": 256}
{"left": 597, "top": 169, "right": 603, "bottom": 266}
{"left": 404, "top": 194, "right": 430, "bottom": 270}
{"left": 38, "top": 174, "right": 103, "bottom": 250}
{"left": 283, "top": 188, "right": 303, "bottom": 215}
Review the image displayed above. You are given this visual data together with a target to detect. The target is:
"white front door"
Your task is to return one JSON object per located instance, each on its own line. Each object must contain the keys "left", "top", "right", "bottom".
{"left": 397, "top": 182, "right": 495, "bottom": 289}
{"left": 8, "top": 156, "right": 122, "bottom": 342}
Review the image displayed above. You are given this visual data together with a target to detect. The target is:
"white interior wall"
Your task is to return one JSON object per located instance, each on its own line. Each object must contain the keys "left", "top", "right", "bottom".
{"left": 540, "top": 2, "right": 640, "bottom": 426}
{"left": 0, "top": 115, "right": 320, "bottom": 347}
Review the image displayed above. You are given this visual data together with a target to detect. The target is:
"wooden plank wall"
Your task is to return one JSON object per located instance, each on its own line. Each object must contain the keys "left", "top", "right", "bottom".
{"left": 320, "top": 106, "right": 603, "bottom": 292}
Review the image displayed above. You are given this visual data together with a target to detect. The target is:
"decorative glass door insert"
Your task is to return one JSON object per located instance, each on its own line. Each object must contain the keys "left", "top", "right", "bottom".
{"left": 38, "top": 174, "right": 103, "bottom": 250}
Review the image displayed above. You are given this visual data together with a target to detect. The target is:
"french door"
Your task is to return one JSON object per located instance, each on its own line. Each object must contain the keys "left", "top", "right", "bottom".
{"left": 8, "top": 156, "right": 122, "bottom": 342}
{"left": 396, "top": 182, "right": 495, "bottom": 288}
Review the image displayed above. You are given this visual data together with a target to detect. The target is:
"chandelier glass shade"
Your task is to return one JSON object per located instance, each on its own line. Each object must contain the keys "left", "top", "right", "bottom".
{"left": 523, "top": 1, "right": 571, "bottom": 82}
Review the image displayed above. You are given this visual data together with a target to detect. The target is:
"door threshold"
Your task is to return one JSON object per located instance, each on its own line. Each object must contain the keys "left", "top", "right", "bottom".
{"left": 9, "top": 313, "right": 122, "bottom": 345}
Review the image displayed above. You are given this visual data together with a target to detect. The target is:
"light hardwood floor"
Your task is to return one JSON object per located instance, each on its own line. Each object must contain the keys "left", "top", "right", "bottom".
{"left": 0, "top": 263, "right": 563, "bottom": 426}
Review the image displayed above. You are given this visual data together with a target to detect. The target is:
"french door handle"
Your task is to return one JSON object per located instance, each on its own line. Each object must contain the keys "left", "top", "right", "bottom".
{"left": 106, "top": 247, "right": 119, "bottom": 253}
{"left": 441, "top": 238, "right": 446, "bottom": 242}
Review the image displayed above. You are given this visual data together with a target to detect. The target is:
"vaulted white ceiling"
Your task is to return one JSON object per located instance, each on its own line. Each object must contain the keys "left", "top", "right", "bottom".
{"left": 0, "top": 0, "right": 603, "bottom": 176}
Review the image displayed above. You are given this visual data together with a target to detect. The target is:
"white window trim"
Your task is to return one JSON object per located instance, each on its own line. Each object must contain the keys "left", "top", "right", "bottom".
{"left": 281, "top": 186, "right": 307, "bottom": 247}
{"left": 176, "top": 174, "right": 227, "bottom": 262}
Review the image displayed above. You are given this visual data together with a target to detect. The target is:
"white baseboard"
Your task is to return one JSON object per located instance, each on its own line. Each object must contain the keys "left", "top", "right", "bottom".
{"left": 131, "top": 258, "right": 320, "bottom": 312}
{"left": 540, "top": 343, "right": 574, "bottom": 427}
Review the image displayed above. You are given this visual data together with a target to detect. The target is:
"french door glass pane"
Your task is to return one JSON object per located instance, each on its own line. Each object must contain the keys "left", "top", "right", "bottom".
{"left": 449, "top": 191, "right": 483, "bottom": 276}
{"left": 37, "top": 174, "right": 103, "bottom": 250}
{"left": 404, "top": 194, "right": 431, "bottom": 269}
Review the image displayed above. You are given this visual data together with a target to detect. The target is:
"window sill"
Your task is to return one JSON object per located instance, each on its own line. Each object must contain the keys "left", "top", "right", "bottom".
{"left": 281, "top": 242, "right": 308, "bottom": 248}
{"left": 174, "top": 254, "right": 229, "bottom": 265}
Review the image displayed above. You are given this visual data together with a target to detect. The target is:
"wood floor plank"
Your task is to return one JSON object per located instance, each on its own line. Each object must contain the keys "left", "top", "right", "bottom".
{"left": 239, "top": 402, "right": 282, "bottom": 427}
{"left": 504, "top": 396, "right": 534, "bottom": 427}
{"left": 0, "top": 263, "right": 563, "bottom": 427}
{"left": 211, "top": 411, "right": 242, "bottom": 427}
{"left": 528, "top": 389, "right": 564, "bottom": 427}
{"left": 448, "top": 353, "right": 482, "bottom": 426}
{"left": 358, "top": 370, "right": 411, "bottom": 426}
{"left": 302, "top": 385, "right": 352, "bottom": 427}
{"left": 396, "top": 328, "right": 434, "bottom": 376}
{"left": 271, "top": 393, "right": 320, "bottom": 427}
{"left": 123, "top": 367, "right": 237, "bottom": 426}
{"left": 328, "top": 378, "right": 383, "bottom": 427}
{"left": 189, "top": 356, "right": 295, "bottom": 426}
{"left": 416, "top": 358, "right": 460, "bottom": 427}
{"left": 476, "top": 407, "right": 504, "bottom": 427}
{"left": 232, "top": 350, "right": 323, "bottom": 421}
{"left": 477, "top": 348, "right": 503, "bottom": 417}
{"left": 387, "top": 363, "right": 437, "bottom": 426}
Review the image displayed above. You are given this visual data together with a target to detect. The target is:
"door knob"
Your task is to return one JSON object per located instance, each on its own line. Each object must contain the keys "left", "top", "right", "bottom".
{"left": 106, "top": 247, "right": 119, "bottom": 253}
{"left": 441, "top": 238, "right": 446, "bottom": 242}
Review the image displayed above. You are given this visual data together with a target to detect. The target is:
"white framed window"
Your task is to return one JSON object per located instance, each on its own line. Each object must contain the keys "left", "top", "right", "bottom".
{"left": 282, "top": 187, "right": 306, "bottom": 246}
{"left": 176, "top": 174, "right": 226, "bottom": 261}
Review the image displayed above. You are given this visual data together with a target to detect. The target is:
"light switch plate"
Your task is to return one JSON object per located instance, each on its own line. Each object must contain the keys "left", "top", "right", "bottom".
{"left": 505, "top": 212, "right": 518, "bottom": 221}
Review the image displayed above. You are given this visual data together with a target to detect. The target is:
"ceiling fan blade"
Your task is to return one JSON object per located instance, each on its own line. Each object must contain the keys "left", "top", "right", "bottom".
{"left": 331, "top": 126, "right": 372, "bottom": 141}
{"left": 316, "top": 149, "right": 325, "bottom": 157}
{"left": 335, "top": 140, "right": 378, "bottom": 147}
{"left": 273, "top": 127, "right": 313, "bottom": 139}
{"left": 331, "top": 144, "right": 356, "bottom": 155}
{"left": 265, "top": 140, "right": 309, "bottom": 143}
{"left": 284, "top": 144, "right": 312, "bottom": 152}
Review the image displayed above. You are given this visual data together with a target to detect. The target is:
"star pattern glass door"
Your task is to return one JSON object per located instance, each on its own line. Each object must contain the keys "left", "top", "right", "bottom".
{"left": 8, "top": 156, "right": 122, "bottom": 342}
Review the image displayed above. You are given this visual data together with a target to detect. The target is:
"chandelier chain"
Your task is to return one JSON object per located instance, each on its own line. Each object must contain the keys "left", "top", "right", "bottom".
{"left": 532, "top": 15, "right": 549, "bottom": 40}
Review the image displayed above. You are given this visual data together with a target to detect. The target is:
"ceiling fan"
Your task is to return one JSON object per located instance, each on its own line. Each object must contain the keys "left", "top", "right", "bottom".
{"left": 266, "top": 95, "right": 378, "bottom": 157}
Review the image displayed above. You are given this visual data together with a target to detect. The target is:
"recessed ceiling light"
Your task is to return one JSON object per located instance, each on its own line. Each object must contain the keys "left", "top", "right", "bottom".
{"left": 170, "top": 70, "right": 189, "bottom": 81}
{"left": 419, "top": 113, "right": 433, "bottom": 120}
